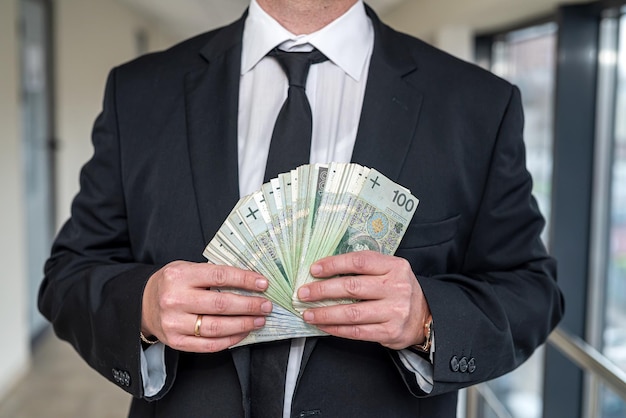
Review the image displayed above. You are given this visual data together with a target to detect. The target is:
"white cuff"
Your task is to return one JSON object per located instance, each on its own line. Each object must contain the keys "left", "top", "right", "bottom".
{"left": 397, "top": 349, "right": 434, "bottom": 394}
{"left": 140, "top": 342, "right": 167, "bottom": 397}
{"left": 397, "top": 331, "right": 435, "bottom": 394}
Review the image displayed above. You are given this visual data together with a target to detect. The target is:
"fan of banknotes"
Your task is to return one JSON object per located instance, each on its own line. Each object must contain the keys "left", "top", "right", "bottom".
{"left": 203, "top": 163, "right": 418, "bottom": 346}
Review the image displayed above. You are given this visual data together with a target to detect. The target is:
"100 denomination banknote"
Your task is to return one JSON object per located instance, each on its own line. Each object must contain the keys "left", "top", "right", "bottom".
{"left": 203, "top": 163, "right": 418, "bottom": 346}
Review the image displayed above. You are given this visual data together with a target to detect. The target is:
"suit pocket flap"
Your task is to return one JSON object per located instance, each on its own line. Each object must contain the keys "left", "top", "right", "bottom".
{"left": 398, "top": 214, "right": 460, "bottom": 249}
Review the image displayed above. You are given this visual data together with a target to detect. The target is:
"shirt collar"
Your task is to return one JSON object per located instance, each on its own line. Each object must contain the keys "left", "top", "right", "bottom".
{"left": 241, "top": 0, "right": 373, "bottom": 81}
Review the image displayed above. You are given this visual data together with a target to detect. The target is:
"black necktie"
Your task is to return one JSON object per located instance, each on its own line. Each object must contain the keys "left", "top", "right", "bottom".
{"left": 250, "top": 339, "right": 291, "bottom": 417}
{"left": 263, "top": 48, "right": 328, "bottom": 183}
{"left": 251, "top": 48, "right": 327, "bottom": 418}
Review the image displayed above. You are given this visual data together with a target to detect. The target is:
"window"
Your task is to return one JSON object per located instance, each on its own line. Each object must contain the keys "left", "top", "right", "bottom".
{"left": 600, "top": 9, "right": 626, "bottom": 417}
{"left": 472, "top": 4, "right": 626, "bottom": 418}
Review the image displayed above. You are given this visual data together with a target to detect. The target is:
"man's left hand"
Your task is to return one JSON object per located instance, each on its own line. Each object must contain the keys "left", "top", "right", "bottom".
{"left": 297, "top": 251, "right": 430, "bottom": 350}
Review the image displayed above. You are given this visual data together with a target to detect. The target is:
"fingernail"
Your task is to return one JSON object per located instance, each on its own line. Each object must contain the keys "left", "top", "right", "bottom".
{"left": 261, "top": 301, "right": 273, "bottom": 313}
{"left": 254, "top": 317, "right": 265, "bottom": 328}
{"left": 256, "top": 278, "right": 268, "bottom": 289}
{"left": 298, "top": 286, "right": 310, "bottom": 300}
{"left": 310, "top": 264, "right": 322, "bottom": 276}
{"left": 303, "top": 311, "right": 314, "bottom": 322}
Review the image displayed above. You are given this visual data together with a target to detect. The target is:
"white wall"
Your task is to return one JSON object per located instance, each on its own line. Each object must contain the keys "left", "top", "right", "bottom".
{"left": 55, "top": 0, "right": 176, "bottom": 226}
{"left": 0, "top": 0, "right": 30, "bottom": 403}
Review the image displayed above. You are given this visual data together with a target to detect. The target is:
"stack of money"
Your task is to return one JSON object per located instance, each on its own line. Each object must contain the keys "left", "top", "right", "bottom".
{"left": 203, "top": 163, "right": 419, "bottom": 346}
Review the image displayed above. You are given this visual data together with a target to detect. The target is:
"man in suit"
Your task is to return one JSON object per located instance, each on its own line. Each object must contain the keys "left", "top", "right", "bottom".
{"left": 39, "top": 0, "right": 564, "bottom": 417}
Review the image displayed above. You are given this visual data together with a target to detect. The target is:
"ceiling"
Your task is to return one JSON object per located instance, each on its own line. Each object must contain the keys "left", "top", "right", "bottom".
{"left": 117, "top": 0, "right": 408, "bottom": 42}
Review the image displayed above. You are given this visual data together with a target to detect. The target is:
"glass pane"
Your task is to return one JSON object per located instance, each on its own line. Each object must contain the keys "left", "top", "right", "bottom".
{"left": 601, "top": 384, "right": 626, "bottom": 418}
{"left": 486, "top": 22, "right": 557, "bottom": 418}
{"left": 601, "top": 10, "right": 626, "bottom": 418}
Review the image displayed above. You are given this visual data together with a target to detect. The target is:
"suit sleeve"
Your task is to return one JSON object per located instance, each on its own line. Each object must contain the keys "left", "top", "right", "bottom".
{"left": 390, "top": 86, "right": 563, "bottom": 397}
{"left": 38, "top": 68, "right": 177, "bottom": 400}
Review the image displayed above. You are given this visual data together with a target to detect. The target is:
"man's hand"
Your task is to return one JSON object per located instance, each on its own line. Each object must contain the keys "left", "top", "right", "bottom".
{"left": 297, "top": 251, "right": 430, "bottom": 350}
{"left": 141, "top": 261, "right": 272, "bottom": 353}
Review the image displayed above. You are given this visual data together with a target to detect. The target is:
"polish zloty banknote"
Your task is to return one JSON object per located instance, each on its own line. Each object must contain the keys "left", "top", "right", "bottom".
{"left": 202, "top": 163, "right": 418, "bottom": 345}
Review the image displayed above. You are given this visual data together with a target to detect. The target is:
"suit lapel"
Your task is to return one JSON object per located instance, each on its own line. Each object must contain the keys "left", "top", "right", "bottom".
{"left": 185, "top": 17, "right": 244, "bottom": 245}
{"left": 298, "top": 7, "right": 424, "bottom": 383}
{"left": 351, "top": 7, "right": 424, "bottom": 183}
{"left": 184, "top": 15, "right": 253, "bottom": 416}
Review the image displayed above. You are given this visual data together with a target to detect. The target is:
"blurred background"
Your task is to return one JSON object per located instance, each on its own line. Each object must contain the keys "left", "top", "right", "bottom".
{"left": 1, "top": 0, "right": 625, "bottom": 416}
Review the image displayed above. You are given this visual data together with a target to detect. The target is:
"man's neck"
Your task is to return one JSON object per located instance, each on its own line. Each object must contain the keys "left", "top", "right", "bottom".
{"left": 256, "top": 0, "right": 359, "bottom": 35}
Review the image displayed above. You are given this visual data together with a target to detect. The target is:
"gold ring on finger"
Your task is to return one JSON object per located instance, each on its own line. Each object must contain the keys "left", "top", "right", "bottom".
{"left": 194, "top": 314, "right": 203, "bottom": 337}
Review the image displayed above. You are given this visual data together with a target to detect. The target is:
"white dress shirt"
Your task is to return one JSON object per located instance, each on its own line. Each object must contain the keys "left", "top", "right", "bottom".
{"left": 238, "top": 0, "right": 372, "bottom": 197}
{"left": 240, "top": 3, "right": 373, "bottom": 415}
{"left": 140, "top": 0, "right": 434, "bottom": 410}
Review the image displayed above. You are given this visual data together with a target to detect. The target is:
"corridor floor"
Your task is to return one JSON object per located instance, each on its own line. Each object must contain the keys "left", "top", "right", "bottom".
{"left": 0, "top": 330, "right": 131, "bottom": 418}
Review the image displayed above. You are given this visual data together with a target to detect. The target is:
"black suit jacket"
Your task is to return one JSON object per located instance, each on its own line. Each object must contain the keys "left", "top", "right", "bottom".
{"left": 39, "top": 6, "right": 563, "bottom": 418}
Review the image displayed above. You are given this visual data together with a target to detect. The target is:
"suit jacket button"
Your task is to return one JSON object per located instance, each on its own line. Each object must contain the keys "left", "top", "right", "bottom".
{"left": 450, "top": 356, "right": 460, "bottom": 372}
{"left": 122, "top": 371, "right": 131, "bottom": 387}
{"left": 112, "top": 369, "right": 120, "bottom": 383}
{"left": 112, "top": 368, "right": 130, "bottom": 386}
{"left": 459, "top": 357, "right": 469, "bottom": 373}
{"left": 468, "top": 358, "right": 476, "bottom": 373}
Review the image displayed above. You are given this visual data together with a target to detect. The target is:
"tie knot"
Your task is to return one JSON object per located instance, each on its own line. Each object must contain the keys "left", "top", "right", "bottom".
{"left": 268, "top": 48, "right": 328, "bottom": 88}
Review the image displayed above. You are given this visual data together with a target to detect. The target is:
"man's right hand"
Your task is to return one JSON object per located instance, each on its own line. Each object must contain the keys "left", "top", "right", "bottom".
{"left": 141, "top": 261, "right": 272, "bottom": 353}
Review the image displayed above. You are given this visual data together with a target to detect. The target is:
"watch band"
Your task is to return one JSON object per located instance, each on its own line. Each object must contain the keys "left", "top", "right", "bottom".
{"left": 413, "top": 315, "right": 433, "bottom": 353}
{"left": 140, "top": 331, "right": 159, "bottom": 345}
